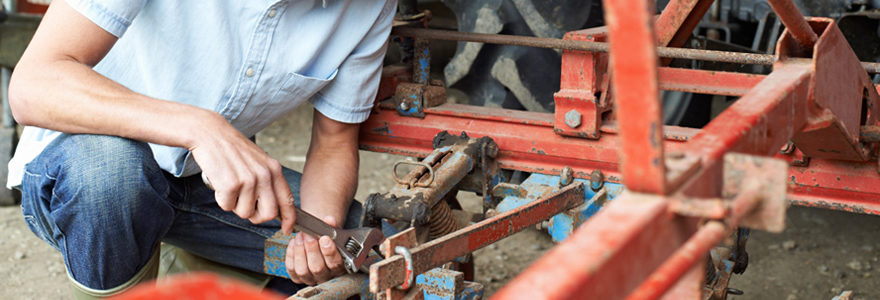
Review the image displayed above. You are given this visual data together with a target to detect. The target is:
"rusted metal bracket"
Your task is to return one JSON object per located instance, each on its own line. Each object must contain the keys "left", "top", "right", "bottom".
{"left": 723, "top": 153, "right": 789, "bottom": 233}
{"left": 368, "top": 183, "right": 585, "bottom": 293}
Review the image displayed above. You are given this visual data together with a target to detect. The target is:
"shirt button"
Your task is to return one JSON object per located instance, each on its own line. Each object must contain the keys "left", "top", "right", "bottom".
{"left": 245, "top": 68, "right": 255, "bottom": 77}
{"left": 268, "top": 9, "right": 277, "bottom": 18}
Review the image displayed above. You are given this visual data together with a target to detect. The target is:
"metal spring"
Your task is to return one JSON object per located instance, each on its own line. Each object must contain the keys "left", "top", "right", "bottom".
{"left": 344, "top": 238, "right": 362, "bottom": 255}
{"left": 428, "top": 200, "right": 460, "bottom": 239}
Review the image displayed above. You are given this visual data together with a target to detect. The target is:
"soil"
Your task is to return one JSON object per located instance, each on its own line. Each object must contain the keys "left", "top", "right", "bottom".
{"left": 2, "top": 104, "right": 880, "bottom": 299}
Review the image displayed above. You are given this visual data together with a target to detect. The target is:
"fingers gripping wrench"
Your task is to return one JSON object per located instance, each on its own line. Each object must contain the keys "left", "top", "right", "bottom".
{"left": 200, "top": 173, "right": 384, "bottom": 273}
{"left": 293, "top": 207, "right": 384, "bottom": 273}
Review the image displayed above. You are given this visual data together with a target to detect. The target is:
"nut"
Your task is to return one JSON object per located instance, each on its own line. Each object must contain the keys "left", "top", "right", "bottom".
{"left": 485, "top": 143, "right": 499, "bottom": 158}
{"left": 590, "top": 169, "right": 604, "bottom": 191}
{"left": 560, "top": 166, "right": 574, "bottom": 186}
{"left": 564, "top": 110, "right": 582, "bottom": 128}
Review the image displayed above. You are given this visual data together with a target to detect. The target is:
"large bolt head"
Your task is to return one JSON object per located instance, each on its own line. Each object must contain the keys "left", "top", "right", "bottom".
{"left": 564, "top": 110, "right": 582, "bottom": 128}
{"left": 560, "top": 166, "right": 574, "bottom": 186}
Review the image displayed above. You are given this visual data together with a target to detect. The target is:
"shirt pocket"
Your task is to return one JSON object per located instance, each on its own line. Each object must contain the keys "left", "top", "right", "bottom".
{"left": 246, "top": 70, "right": 338, "bottom": 132}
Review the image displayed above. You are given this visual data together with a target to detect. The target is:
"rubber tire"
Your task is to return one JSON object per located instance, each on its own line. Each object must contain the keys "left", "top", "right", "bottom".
{"left": 441, "top": 0, "right": 603, "bottom": 112}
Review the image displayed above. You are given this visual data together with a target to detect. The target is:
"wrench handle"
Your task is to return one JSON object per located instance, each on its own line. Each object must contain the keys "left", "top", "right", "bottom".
{"left": 293, "top": 207, "right": 338, "bottom": 240}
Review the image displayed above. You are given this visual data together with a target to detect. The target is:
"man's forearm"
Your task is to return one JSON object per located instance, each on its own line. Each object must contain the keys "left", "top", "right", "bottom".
{"left": 299, "top": 110, "right": 361, "bottom": 224}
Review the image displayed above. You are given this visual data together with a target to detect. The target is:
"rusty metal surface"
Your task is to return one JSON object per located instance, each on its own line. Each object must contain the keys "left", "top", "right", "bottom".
{"left": 723, "top": 154, "right": 789, "bottom": 233}
{"left": 491, "top": 191, "right": 696, "bottom": 300}
{"left": 860, "top": 125, "right": 880, "bottom": 142}
{"left": 654, "top": 0, "right": 715, "bottom": 48}
{"left": 368, "top": 183, "right": 586, "bottom": 293}
{"left": 604, "top": 0, "right": 667, "bottom": 194}
{"left": 381, "top": 228, "right": 419, "bottom": 300}
{"left": 391, "top": 27, "right": 880, "bottom": 73}
{"left": 767, "top": 0, "right": 818, "bottom": 51}
{"left": 290, "top": 274, "right": 369, "bottom": 300}
{"left": 657, "top": 68, "right": 765, "bottom": 96}
{"left": 553, "top": 27, "right": 610, "bottom": 139}
{"left": 391, "top": 27, "right": 774, "bottom": 66}
{"left": 360, "top": 102, "right": 880, "bottom": 215}
{"left": 627, "top": 221, "right": 727, "bottom": 300}
{"left": 681, "top": 60, "right": 812, "bottom": 197}
{"left": 790, "top": 19, "right": 876, "bottom": 161}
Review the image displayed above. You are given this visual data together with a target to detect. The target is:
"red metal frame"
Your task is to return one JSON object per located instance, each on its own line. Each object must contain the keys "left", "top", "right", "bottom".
{"left": 359, "top": 0, "right": 880, "bottom": 298}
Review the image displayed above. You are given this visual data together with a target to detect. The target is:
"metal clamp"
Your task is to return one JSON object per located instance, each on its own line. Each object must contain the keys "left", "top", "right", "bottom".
{"left": 392, "top": 160, "right": 435, "bottom": 188}
{"left": 394, "top": 246, "right": 415, "bottom": 290}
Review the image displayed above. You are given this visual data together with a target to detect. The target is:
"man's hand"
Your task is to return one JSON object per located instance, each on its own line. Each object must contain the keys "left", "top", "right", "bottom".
{"left": 8, "top": 0, "right": 297, "bottom": 235}
{"left": 190, "top": 113, "right": 296, "bottom": 235}
{"left": 286, "top": 215, "right": 347, "bottom": 285}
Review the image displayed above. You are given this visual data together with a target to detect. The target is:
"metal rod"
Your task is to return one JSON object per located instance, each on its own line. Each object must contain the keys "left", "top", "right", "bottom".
{"left": 627, "top": 221, "right": 727, "bottom": 300}
{"left": 766, "top": 0, "right": 818, "bottom": 49}
{"left": 391, "top": 27, "right": 880, "bottom": 73}
{"left": 368, "top": 183, "right": 586, "bottom": 293}
{"left": 629, "top": 188, "right": 761, "bottom": 299}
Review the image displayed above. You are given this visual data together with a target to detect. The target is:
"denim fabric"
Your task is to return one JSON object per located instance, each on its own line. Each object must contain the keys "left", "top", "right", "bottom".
{"left": 20, "top": 134, "right": 361, "bottom": 290}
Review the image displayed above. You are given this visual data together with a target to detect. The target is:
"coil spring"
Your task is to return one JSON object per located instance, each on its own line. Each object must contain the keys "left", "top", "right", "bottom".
{"left": 428, "top": 200, "right": 460, "bottom": 239}
{"left": 344, "top": 238, "right": 362, "bottom": 255}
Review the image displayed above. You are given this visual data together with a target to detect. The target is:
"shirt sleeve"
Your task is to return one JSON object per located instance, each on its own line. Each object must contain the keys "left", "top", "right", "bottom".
{"left": 65, "top": 0, "right": 147, "bottom": 37}
{"left": 310, "top": 0, "right": 396, "bottom": 124}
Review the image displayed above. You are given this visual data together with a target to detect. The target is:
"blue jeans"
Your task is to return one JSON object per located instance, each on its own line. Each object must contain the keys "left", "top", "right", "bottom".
{"left": 19, "top": 134, "right": 361, "bottom": 290}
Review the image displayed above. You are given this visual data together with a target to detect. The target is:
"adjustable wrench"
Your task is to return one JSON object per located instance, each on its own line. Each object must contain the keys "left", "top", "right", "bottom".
{"left": 293, "top": 207, "right": 385, "bottom": 273}
{"left": 201, "top": 173, "right": 385, "bottom": 273}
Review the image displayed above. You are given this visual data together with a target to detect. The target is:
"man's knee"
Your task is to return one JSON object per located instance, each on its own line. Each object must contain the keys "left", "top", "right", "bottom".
{"left": 33, "top": 134, "right": 169, "bottom": 214}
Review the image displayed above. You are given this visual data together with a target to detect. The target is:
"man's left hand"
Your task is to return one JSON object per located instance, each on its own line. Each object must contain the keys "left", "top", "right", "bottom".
{"left": 286, "top": 215, "right": 347, "bottom": 285}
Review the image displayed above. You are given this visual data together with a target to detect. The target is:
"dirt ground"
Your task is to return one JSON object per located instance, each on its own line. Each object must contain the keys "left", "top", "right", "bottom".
{"left": 2, "top": 104, "right": 880, "bottom": 299}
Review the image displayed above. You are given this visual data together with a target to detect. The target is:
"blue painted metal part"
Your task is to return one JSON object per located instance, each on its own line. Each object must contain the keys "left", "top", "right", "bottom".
{"left": 416, "top": 268, "right": 484, "bottom": 300}
{"left": 266, "top": 231, "right": 482, "bottom": 299}
{"left": 264, "top": 232, "right": 292, "bottom": 278}
{"left": 495, "top": 173, "right": 624, "bottom": 242}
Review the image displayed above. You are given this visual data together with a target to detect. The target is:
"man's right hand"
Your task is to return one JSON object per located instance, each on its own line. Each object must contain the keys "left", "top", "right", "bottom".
{"left": 8, "top": 0, "right": 295, "bottom": 235}
{"left": 189, "top": 112, "right": 296, "bottom": 235}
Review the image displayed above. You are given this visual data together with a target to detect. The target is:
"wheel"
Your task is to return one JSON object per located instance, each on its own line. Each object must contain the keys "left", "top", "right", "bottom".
{"left": 441, "top": 0, "right": 604, "bottom": 112}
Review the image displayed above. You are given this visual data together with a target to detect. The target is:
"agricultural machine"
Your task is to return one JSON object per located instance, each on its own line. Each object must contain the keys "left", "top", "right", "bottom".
{"left": 4, "top": 0, "right": 880, "bottom": 299}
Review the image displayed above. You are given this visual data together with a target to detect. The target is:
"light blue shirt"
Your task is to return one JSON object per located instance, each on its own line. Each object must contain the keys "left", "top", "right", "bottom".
{"left": 8, "top": 0, "right": 397, "bottom": 187}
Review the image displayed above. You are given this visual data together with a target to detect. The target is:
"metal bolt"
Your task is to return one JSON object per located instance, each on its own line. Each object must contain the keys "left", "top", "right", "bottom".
{"left": 486, "top": 143, "right": 499, "bottom": 158}
{"left": 399, "top": 101, "right": 409, "bottom": 111}
{"left": 536, "top": 220, "right": 551, "bottom": 231}
{"left": 590, "top": 169, "right": 604, "bottom": 191}
{"left": 564, "top": 110, "right": 582, "bottom": 129}
{"left": 560, "top": 166, "right": 574, "bottom": 186}
{"left": 780, "top": 142, "right": 795, "bottom": 154}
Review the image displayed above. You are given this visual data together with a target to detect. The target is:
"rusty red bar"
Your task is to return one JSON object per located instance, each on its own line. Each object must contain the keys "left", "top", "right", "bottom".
{"left": 368, "top": 183, "right": 585, "bottom": 293}
{"left": 359, "top": 102, "right": 880, "bottom": 215}
{"left": 626, "top": 222, "right": 725, "bottom": 300}
{"left": 389, "top": 27, "right": 880, "bottom": 73}
{"left": 767, "top": 0, "right": 818, "bottom": 49}
{"left": 658, "top": 67, "right": 766, "bottom": 96}
{"left": 603, "top": 0, "right": 667, "bottom": 194}
{"left": 654, "top": 0, "right": 715, "bottom": 48}
{"left": 628, "top": 188, "right": 761, "bottom": 299}
{"left": 680, "top": 60, "right": 812, "bottom": 196}
{"left": 493, "top": 47, "right": 815, "bottom": 300}
{"left": 490, "top": 192, "right": 698, "bottom": 299}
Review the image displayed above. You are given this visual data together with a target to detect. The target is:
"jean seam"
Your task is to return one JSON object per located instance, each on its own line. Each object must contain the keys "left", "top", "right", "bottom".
{"left": 167, "top": 201, "right": 276, "bottom": 239}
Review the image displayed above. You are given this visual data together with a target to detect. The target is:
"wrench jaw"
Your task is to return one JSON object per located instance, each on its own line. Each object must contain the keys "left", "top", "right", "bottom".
{"left": 336, "top": 228, "right": 385, "bottom": 273}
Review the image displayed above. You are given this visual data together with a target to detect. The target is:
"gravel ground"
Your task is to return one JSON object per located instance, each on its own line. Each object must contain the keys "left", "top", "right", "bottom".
{"left": 2, "top": 104, "right": 880, "bottom": 299}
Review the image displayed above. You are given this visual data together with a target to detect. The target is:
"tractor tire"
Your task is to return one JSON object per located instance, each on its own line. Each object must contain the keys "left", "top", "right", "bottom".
{"left": 441, "top": 0, "right": 604, "bottom": 112}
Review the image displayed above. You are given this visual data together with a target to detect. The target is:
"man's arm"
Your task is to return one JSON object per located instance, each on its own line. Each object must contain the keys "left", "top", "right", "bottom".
{"left": 286, "top": 108, "right": 360, "bottom": 285}
{"left": 9, "top": 1, "right": 296, "bottom": 233}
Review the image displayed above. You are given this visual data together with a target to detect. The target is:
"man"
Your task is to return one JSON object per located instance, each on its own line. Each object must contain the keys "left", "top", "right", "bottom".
{"left": 6, "top": 0, "right": 396, "bottom": 297}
